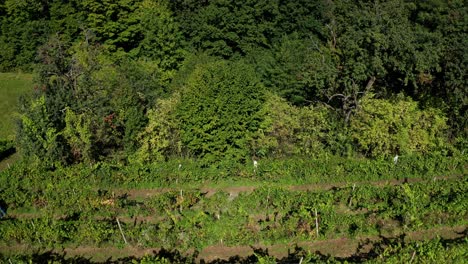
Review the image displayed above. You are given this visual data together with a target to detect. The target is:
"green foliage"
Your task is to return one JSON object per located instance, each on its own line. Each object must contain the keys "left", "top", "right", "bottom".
{"left": 137, "top": 0, "right": 186, "bottom": 77}
{"left": 1, "top": 2, "right": 467, "bottom": 259}
{"left": 255, "top": 253, "right": 277, "bottom": 264}
{"left": 252, "top": 93, "right": 300, "bottom": 156}
{"left": 350, "top": 94, "right": 448, "bottom": 158}
{"left": 174, "top": 0, "right": 281, "bottom": 58}
{"left": 17, "top": 95, "right": 63, "bottom": 166}
{"left": 366, "top": 237, "right": 468, "bottom": 263}
{"left": 0, "top": 139, "right": 14, "bottom": 161}
{"left": 252, "top": 93, "right": 345, "bottom": 157}
{"left": 79, "top": 0, "right": 143, "bottom": 54}
{"left": 109, "top": 59, "right": 162, "bottom": 157}
{"left": 63, "top": 108, "right": 93, "bottom": 163}
{"left": 132, "top": 93, "right": 182, "bottom": 163}
{"left": 17, "top": 36, "right": 166, "bottom": 164}
{"left": 0, "top": 0, "right": 49, "bottom": 71}
{"left": 1, "top": 157, "right": 466, "bottom": 257}
{"left": 325, "top": 0, "right": 443, "bottom": 93}
{"left": 248, "top": 38, "right": 296, "bottom": 102}
{"left": 176, "top": 59, "right": 265, "bottom": 164}
{"left": 1, "top": 0, "right": 466, "bottom": 150}
{"left": 47, "top": 0, "right": 83, "bottom": 44}
{"left": 412, "top": 0, "right": 468, "bottom": 141}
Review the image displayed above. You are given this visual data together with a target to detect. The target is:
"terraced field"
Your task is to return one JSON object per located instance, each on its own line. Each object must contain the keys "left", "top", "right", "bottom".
{"left": 1, "top": 159, "right": 466, "bottom": 263}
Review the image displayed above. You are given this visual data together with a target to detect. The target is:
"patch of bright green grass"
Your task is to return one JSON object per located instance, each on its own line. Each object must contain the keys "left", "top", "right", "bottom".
{"left": 0, "top": 72, "right": 33, "bottom": 139}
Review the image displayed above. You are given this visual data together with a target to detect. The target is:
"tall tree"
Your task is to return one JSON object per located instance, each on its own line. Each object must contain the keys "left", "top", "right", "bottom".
{"left": 79, "top": 0, "right": 143, "bottom": 54}
{"left": 176, "top": 59, "right": 265, "bottom": 164}
{"left": 137, "top": 0, "right": 187, "bottom": 84}
{"left": 173, "top": 0, "right": 281, "bottom": 58}
{"left": 0, "top": 0, "right": 49, "bottom": 70}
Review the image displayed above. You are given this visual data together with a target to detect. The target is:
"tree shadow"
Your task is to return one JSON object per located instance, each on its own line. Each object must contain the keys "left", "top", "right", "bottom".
{"left": 2, "top": 232, "right": 467, "bottom": 264}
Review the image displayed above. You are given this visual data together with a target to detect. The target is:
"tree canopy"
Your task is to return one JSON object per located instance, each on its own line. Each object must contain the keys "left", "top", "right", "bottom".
{"left": 0, "top": 0, "right": 465, "bottom": 165}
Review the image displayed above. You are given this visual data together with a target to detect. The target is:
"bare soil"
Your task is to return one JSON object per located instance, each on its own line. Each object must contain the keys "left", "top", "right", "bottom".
{"left": 115, "top": 174, "right": 463, "bottom": 199}
{"left": 0, "top": 225, "right": 465, "bottom": 263}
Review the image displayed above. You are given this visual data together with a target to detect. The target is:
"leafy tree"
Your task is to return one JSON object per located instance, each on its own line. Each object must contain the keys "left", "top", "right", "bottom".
{"left": 176, "top": 59, "right": 265, "bottom": 164}
{"left": 137, "top": 0, "right": 186, "bottom": 76}
{"left": 252, "top": 93, "right": 301, "bottom": 157}
{"left": 18, "top": 36, "right": 163, "bottom": 164}
{"left": 109, "top": 59, "right": 162, "bottom": 157}
{"left": 68, "top": 40, "right": 162, "bottom": 161}
{"left": 249, "top": 33, "right": 339, "bottom": 105}
{"left": 411, "top": 0, "right": 467, "bottom": 143}
{"left": 0, "top": 0, "right": 49, "bottom": 71}
{"left": 79, "top": 0, "right": 143, "bottom": 55}
{"left": 17, "top": 95, "right": 64, "bottom": 166}
{"left": 173, "top": 0, "right": 281, "bottom": 58}
{"left": 350, "top": 94, "right": 448, "bottom": 158}
{"left": 48, "top": 0, "right": 84, "bottom": 44}
{"left": 63, "top": 108, "right": 93, "bottom": 163}
{"left": 132, "top": 92, "right": 181, "bottom": 164}
{"left": 15, "top": 36, "right": 77, "bottom": 164}
{"left": 252, "top": 92, "right": 344, "bottom": 157}
{"left": 276, "top": 0, "right": 327, "bottom": 39}
{"left": 305, "top": 0, "right": 444, "bottom": 123}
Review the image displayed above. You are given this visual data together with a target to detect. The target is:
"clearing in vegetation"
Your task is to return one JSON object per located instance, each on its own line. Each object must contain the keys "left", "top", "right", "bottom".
{"left": 0, "top": 72, "right": 32, "bottom": 139}
{"left": 0, "top": 73, "right": 32, "bottom": 170}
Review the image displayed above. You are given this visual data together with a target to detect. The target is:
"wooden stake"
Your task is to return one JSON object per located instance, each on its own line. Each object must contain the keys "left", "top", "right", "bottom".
{"left": 266, "top": 188, "right": 270, "bottom": 220}
{"left": 409, "top": 251, "right": 416, "bottom": 263}
{"left": 116, "top": 218, "right": 127, "bottom": 244}
{"left": 314, "top": 208, "right": 319, "bottom": 237}
{"left": 31, "top": 220, "right": 42, "bottom": 244}
{"left": 177, "top": 164, "right": 181, "bottom": 184}
{"left": 348, "top": 183, "right": 356, "bottom": 207}
{"left": 180, "top": 189, "right": 183, "bottom": 212}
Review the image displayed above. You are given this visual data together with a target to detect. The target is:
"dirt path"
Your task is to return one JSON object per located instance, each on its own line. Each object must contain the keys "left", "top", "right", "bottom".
{"left": 7, "top": 174, "right": 464, "bottom": 221}
{"left": 115, "top": 174, "right": 464, "bottom": 199}
{"left": 0, "top": 225, "right": 465, "bottom": 263}
{"left": 197, "top": 225, "right": 466, "bottom": 262}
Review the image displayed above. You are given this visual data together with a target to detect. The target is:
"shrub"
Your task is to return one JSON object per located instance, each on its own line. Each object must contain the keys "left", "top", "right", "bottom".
{"left": 17, "top": 95, "right": 65, "bottom": 166}
{"left": 62, "top": 108, "right": 93, "bottom": 163}
{"left": 252, "top": 93, "right": 342, "bottom": 157}
{"left": 0, "top": 139, "right": 15, "bottom": 161}
{"left": 350, "top": 94, "right": 448, "bottom": 158}
{"left": 176, "top": 59, "right": 265, "bottom": 164}
{"left": 131, "top": 92, "right": 182, "bottom": 163}
{"left": 251, "top": 93, "right": 300, "bottom": 156}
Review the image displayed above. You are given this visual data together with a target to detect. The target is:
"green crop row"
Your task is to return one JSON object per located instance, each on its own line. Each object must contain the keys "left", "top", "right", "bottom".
{"left": 1, "top": 152, "right": 466, "bottom": 197}
{"left": 1, "top": 178, "right": 466, "bottom": 250}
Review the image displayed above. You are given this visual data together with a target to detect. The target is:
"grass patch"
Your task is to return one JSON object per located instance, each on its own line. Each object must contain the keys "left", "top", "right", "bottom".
{"left": 0, "top": 72, "right": 33, "bottom": 139}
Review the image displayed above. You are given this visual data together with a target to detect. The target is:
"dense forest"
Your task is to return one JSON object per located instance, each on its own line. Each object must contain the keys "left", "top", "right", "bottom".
{"left": 1, "top": 1, "right": 467, "bottom": 262}
{"left": 0, "top": 0, "right": 466, "bottom": 166}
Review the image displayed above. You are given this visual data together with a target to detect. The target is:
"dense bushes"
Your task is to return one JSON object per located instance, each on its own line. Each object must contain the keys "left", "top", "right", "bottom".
{"left": 132, "top": 92, "right": 182, "bottom": 164}
{"left": 16, "top": 38, "right": 165, "bottom": 166}
{"left": 16, "top": 47, "right": 453, "bottom": 165}
{"left": 0, "top": 139, "right": 14, "bottom": 161}
{"left": 176, "top": 60, "right": 265, "bottom": 164}
{"left": 252, "top": 93, "right": 342, "bottom": 157}
{"left": 5, "top": 0, "right": 465, "bottom": 166}
{"left": 350, "top": 94, "right": 448, "bottom": 158}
